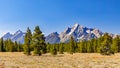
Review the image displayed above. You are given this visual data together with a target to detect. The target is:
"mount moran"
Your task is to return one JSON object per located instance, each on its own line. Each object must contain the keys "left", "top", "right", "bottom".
{"left": 2, "top": 23, "right": 117, "bottom": 44}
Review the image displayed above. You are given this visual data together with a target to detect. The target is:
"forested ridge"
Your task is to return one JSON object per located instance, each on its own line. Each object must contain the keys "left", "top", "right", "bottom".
{"left": 0, "top": 26, "right": 120, "bottom": 56}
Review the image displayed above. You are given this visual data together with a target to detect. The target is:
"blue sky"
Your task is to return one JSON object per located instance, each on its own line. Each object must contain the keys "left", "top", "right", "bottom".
{"left": 0, "top": 0, "right": 120, "bottom": 37}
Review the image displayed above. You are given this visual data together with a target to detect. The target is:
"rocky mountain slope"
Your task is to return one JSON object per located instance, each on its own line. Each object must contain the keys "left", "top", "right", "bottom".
{"left": 45, "top": 32, "right": 60, "bottom": 44}
{"left": 46, "top": 23, "right": 103, "bottom": 43}
{"left": 2, "top": 30, "right": 25, "bottom": 43}
{"left": 2, "top": 23, "right": 117, "bottom": 44}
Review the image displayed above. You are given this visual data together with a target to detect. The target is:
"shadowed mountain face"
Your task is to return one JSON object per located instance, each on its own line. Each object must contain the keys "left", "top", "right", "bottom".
{"left": 46, "top": 23, "right": 103, "bottom": 43}
{"left": 45, "top": 32, "right": 60, "bottom": 44}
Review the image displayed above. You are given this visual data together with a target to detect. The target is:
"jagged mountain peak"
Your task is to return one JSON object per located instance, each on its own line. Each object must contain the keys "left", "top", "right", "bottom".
{"left": 5, "top": 32, "right": 11, "bottom": 35}
{"left": 2, "top": 32, "right": 13, "bottom": 40}
{"left": 59, "top": 23, "right": 103, "bottom": 42}
{"left": 51, "top": 32, "right": 59, "bottom": 35}
{"left": 3, "top": 32, "right": 12, "bottom": 36}
{"left": 73, "top": 23, "right": 79, "bottom": 27}
{"left": 14, "top": 30, "right": 23, "bottom": 35}
{"left": 72, "top": 23, "right": 84, "bottom": 29}
{"left": 2, "top": 30, "right": 25, "bottom": 43}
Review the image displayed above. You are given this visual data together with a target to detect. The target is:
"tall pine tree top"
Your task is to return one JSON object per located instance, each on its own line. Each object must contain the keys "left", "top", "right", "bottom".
{"left": 33, "top": 26, "right": 45, "bottom": 42}
{"left": 24, "top": 27, "right": 32, "bottom": 45}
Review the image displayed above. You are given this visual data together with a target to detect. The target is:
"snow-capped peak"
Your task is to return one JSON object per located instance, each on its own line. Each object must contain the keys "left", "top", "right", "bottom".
{"left": 14, "top": 30, "right": 23, "bottom": 35}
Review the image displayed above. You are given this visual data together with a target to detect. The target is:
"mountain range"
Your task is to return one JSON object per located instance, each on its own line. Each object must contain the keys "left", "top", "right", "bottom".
{"left": 2, "top": 30, "right": 25, "bottom": 43}
{"left": 2, "top": 23, "right": 117, "bottom": 44}
{"left": 46, "top": 23, "right": 104, "bottom": 43}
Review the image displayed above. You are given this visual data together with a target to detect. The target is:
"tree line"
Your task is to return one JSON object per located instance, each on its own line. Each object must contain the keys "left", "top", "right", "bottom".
{"left": 0, "top": 38, "right": 23, "bottom": 52}
{"left": 0, "top": 26, "right": 120, "bottom": 56}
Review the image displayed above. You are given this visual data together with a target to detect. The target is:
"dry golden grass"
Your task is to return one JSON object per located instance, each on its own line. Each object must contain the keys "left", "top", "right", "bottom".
{"left": 0, "top": 52, "right": 120, "bottom": 68}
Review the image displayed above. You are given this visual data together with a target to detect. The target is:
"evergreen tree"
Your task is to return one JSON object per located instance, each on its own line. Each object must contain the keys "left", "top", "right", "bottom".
{"left": 59, "top": 43, "right": 64, "bottom": 54}
{"left": 112, "top": 35, "right": 120, "bottom": 53}
{"left": 90, "top": 39, "right": 97, "bottom": 53}
{"left": 74, "top": 42, "right": 78, "bottom": 52}
{"left": 8, "top": 39, "right": 15, "bottom": 52}
{"left": 46, "top": 43, "right": 51, "bottom": 53}
{"left": 18, "top": 43, "right": 23, "bottom": 52}
{"left": 16, "top": 42, "right": 21, "bottom": 52}
{"left": 4, "top": 40, "right": 8, "bottom": 52}
{"left": 117, "top": 36, "right": 120, "bottom": 52}
{"left": 32, "top": 26, "right": 46, "bottom": 56}
{"left": 100, "top": 33, "right": 114, "bottom": 55}
{"left": 82, "top": 42, "right": 87, "bottom": 53}
{"left": 97, "top": 36, "right": 104, "bottom": 53}
{"left": 93, "top": 39, "right": 98, "bottom": 53}
{"left": 0, "top": 38, "right": 4, "bottom": 52}
{"left": 23, "top": 27, "right": 32, "bottom": 55}
{"left": 14, "top": 41, "right": 18, "bottom": 51}
{"left": 87, "top": 41, "right": 92, "bottom": 53}
{"left": 64, "top": 43, "right": 69, "bottom": 52}
{"left": 50, "top": 45, "right": 57, "bottom": 55}
{"left": 78, "top": 41, "right": 84, "bottom": 53}
{"left": 69, "top": 36, "right": 75, "bottom": 54}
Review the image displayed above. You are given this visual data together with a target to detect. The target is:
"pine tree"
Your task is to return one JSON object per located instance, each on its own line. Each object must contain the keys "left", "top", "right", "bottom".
{"left": 112, "top": 35, "right": 120, "bottom": 53}
{"left": 32, "top": 26, "right": 46, "bottom": 56}
{"left": 46, "top": 43, "right": 51, "bottom": 53}
{"left": 59, "top": 43, "right": 64, "bottom": 54}
{"left": 87, "top": 41, "right": 92, "bottom": 53}
{"left": 74, "top": 42, "right": 78, "bottom": 52}
{"left": 50, "top": 45, "right": 57, "bottom": 55}
{"left": 19, "top": 43, "right": 23, "bottom": 52}
{"left": 69, "top": 36, "right": 75, "bottom": 54}
{"left": 23, "top": 27, "right": 32, "bottom": 55}
{"left": 8, "top": 39, "right": 15, "bottom": 52}
{"left": 90, "top": 39, "right": 97, "bottom": 53}
{"left": 64, "top": 43, "right": 69, "bottom": 52}
{"left": 82, "top": 41, "right": 87, "bottom": 53}
{"left": 117, "top": 36, "right": 120, "bottom": 52}
{"left": 0, "top": 38, "right": 4, "bottom": 52}
{"left": 93, "top": 39, "right": 98, "bottom": 53}
{"left": 4, "top": 40, "right": 9, "bottom": 52}
{"left": 14, "top": 41, "right": 18, "bottom": 51}
{"left": 97, "top": 36, "right": 104, "bottom": 53}
{"left": 100, "top": 33, "right": 114, "bottom": 55}
{"left": 78, "top": 41, "right": 84, "bottom": 53}
{"left": 16, "top": 42, "right": 21, "bottom": 52}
